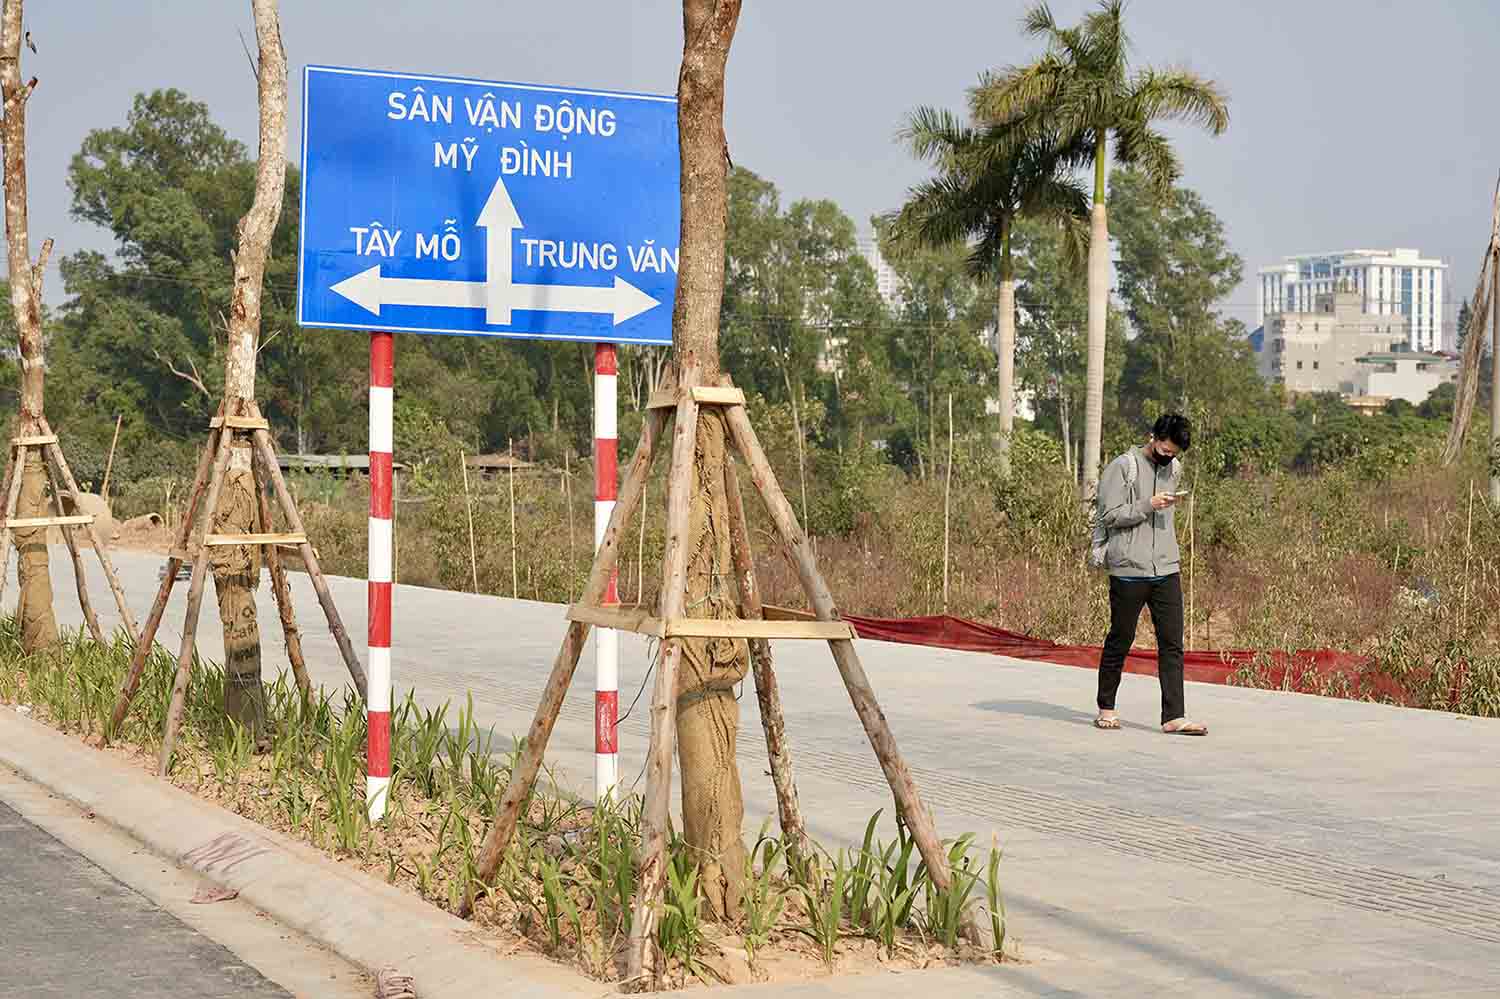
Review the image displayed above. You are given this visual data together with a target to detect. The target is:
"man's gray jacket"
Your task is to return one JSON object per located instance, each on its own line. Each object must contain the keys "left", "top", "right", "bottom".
{"left": 1096, "top": 446, "right": 1183, "bottom": 579}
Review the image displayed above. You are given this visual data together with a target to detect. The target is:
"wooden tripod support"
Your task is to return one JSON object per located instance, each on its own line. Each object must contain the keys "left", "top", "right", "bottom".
{"left": 462, "top": 375, "right": 973, "bottom": 986}
{"left": 0, "top": 418, "right": 140, "bottom": 644}
{"left": 104, "top": 403, "right": 367, "bottom": 774}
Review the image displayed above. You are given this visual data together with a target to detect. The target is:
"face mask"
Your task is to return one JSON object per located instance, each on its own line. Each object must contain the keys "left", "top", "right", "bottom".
{"left": 1150, "top": 445, "right": 1175, "bottom": 467}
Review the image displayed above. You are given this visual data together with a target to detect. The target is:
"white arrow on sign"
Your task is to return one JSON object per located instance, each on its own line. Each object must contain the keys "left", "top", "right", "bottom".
{"left": 329, "top": 176, "right": 660, "bottom": 327}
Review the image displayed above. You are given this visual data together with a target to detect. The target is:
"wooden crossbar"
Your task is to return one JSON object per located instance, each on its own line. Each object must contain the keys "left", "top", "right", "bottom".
{"left": 208, "top": 415, "right": 271, "bottom": 430}
{"left": 2, "top": 514, "right": 94, "bottom": 529}
{"left": 646, "top": 386, "right": 747, "bottom": 410}
{"left": 9, "top": 434, "right": 58, "bottom": 447}
{"left": 763, "top": 604, "right": 817, "bottom": 622}
{"left": 202, "top": 532, "right": 308, "bottom": 547}
{"left": 567, "top": 603, "right": 663, "bottom": 636}
{"left": 566, "top": 602, "right": 855, "bottom": 640}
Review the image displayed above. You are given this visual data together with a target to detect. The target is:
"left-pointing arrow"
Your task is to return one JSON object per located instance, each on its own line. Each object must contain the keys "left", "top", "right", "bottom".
{"left": 329, "top": 266, "right": 486, "bottom": 317}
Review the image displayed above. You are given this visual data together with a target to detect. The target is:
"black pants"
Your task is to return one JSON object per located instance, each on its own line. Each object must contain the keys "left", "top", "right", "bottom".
{"left": 1097, "top": 573, "right": 1185, "bottom": 725}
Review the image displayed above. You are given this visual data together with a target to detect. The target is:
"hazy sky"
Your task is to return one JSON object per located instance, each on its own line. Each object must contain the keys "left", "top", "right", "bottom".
{"left": 17, "top": 1, "right": 1500, "bottom": 336}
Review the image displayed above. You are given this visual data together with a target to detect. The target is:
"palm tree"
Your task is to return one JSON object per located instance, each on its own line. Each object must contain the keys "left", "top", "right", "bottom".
{"left": 972, "top": 0, "right": 1229, "bottom": 495}
{"left": 888, "top": 105, "right": 1090, "bottom": 474}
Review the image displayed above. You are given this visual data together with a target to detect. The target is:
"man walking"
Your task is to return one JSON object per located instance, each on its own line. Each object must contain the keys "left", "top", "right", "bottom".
{"left": 1092, "top": 413, "right": 1207, "bottom": 736}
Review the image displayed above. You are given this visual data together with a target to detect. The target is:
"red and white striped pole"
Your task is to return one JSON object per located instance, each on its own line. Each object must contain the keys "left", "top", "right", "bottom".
{"left": 593, "top": 343, "right": 620, "bottom": 799}
{"left": 367, "top": 332, "right": 394, "bottom": 821}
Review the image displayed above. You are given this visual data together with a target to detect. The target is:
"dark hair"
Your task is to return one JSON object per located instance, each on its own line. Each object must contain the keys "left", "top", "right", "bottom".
{"left": 1152, "top": 413, "right": 1192, "bottom": 451}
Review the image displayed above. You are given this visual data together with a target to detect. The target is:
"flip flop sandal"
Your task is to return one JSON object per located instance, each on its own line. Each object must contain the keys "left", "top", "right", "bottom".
{"left": 1094, "top": 716, "right": 1121, "bottom": 730}
{"left": 1162, "top": 721, "right": 1207, "bottom": 736}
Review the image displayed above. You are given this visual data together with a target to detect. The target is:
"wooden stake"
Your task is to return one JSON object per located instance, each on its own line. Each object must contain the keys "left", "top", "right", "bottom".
{"left": 107, "top": 435, "right": 216, "bottom": 741}
{"left": 252, "top": 442, "right": 311, "bottom": 698}
{"left": 464, "top": 408, "right": 668, "bottom": 917}
{"left": 724, "top": 454, "right": 808, "bottom": 863}
{"left": 508, "top": 439, "right": 518, "bottom": 599}
{"left": 0, "top": 443, "right": 29, "bottom": 610}
{"left": 628, "top": 391, "right": 700, "bottom": 983}
{"left": 100, "top": 413, "right": 122, "bottom": 503}
{"left": 460, "top": 449, "right": 479, "bottom": 594}
{"left": 42, "top": 425, "right": 139, "bottom": 638}
{"left": 43, "top": 453, "right": 103, "bottom": 643}
{"left": 250, "top": 426, "right": 368, "bottom": 700}
{"left": 721, "top": 398, "right": 974, "bottom": 938}
{"left": 159, "top": 427, "right": 236, "bottom": 775}
{"left": 943, "top": 393, "right": 953, "bottom": 613}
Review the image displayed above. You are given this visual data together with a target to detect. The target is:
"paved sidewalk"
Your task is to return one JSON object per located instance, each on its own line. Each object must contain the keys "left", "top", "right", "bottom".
{"left": 14, "top": 547, "right": 1500, "bottom": 996}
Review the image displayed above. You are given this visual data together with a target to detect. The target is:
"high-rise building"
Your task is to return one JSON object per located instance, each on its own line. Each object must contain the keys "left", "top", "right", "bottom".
{"left": 857, "top": 234, "right": 902, "bottom": 306}
{"left": 1257, "top": 248, "right": 1446, "bottom": 353}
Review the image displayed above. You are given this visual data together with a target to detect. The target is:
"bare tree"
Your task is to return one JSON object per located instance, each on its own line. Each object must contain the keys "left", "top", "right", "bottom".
{"left": 1, "top": 0, "right": 57, "bottom": 651}
{"left": 213, "top": 0, "right": 288, "bottom": 735}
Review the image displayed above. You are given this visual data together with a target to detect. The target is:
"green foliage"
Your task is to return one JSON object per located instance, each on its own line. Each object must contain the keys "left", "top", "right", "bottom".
{"left": 807, "top": 445, "right": 888, "bottom": 537}
{"left": 742, "top": 823, "right": 788, "bottom": 965}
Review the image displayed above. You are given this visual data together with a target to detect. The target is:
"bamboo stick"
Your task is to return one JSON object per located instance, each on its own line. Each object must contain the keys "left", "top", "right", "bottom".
{"left": 564, "top": 448, "right": 575, "bottom": 603}
{"left": 463, "top": 408, "right": 668, "bottom": 918}
{"left": 721, "top": 399, "right": 974, "bottom": 938}
{"left": 1463, "top": 479, "right": 1474, "bottom": 636}
{"left": 460, "top": 448, "right": 479, "bottom": 594}
{"left": 1491, "top": 248, "right": 1500, "bottom": 504}
{"left": 724, "top": 455, "right": 808, "bottom": 863}
{"left": 508, "top": 439, "right": 518, "bottom": 598}
{"left": 943, "top": 393, "right": 952, "bottom": 612}
{"left": 107, "top": 435, "right": 216, "bottom": 740}
{"left": 1188, "top": 488, "right": 1196, "bottom": 650}
{"left": 252, "top": 442, "right": 311, "bottom": 698}
{"left": 43, "top": 453, "right": 103, "bottom": 643}
{"left": 627, "top": 392, "right": 699, "bottom": 983}
{"left": 100, "top": 413, "right": 122, "bottom": 503}
{"left": 250, "top": 426, "right": 367, "bottom": 700}
{"left": 158, "top": 426, "right": 236, "bottom": 775}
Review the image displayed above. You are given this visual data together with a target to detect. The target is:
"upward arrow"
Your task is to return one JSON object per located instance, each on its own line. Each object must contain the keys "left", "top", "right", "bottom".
{"left": 477, "top": 176, "right": 522, "bottom": 326}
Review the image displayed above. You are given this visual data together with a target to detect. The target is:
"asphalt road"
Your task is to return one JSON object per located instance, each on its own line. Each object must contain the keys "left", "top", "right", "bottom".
{"left": 0, "top": 767, "right": 369, "bottom": 999}
{"left": 0, "top": 796, "right": 289, "bottom": 999}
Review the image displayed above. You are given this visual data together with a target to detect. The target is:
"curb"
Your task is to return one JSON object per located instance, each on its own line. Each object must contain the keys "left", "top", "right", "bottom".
{"left": 0, "top": 706, "right": 597, "bottom": 999}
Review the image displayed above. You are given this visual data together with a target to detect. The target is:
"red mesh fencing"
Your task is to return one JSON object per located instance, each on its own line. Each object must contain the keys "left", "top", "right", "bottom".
{"left": 840, "top": 612, "right": 1412, "bottom": 704}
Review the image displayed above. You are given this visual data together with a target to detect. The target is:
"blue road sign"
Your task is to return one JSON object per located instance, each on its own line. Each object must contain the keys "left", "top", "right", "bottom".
{"left": 297, "top": 65, "right": 679, "bottom": 345}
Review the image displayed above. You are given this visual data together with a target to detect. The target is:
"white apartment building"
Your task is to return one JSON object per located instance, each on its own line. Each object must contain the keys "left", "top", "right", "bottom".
{"left": 1257, "top": 248, "right": 1446, "bottom": 353}
{"left": 857, "top": 234, "right": 902, "bottom": 306}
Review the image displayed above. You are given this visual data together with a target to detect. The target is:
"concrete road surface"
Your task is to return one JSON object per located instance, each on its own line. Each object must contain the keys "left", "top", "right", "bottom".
{"left": 12, "top": 546, "right": 1500, "bottom": 997}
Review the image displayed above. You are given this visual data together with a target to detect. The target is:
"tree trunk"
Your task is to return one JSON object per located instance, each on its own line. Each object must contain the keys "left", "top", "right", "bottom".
{"left": 2, "top": 0, "right": 57, "bottom": 651}
{"left": 1082, "top": 162, "right": 1109, "bottom": 498}
{"left": 995, "top": 219, "right": 1015, "bottom": 476}
{"left": 669, "top": 0, "right": 745, "bottom": 923}
{"left": 214, "top": 0, "right": 287, "bottom": 738}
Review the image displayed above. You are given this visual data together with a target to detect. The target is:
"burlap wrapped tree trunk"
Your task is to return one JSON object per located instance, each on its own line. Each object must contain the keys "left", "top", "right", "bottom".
{"left": 675, "top": 409, "right": 749, "bottom": 919}
{"left": 212, "top": 444, "right": 264, "bottom": 736}
{"left": 15, "top": 450, "right": 58, "bottom": 650}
